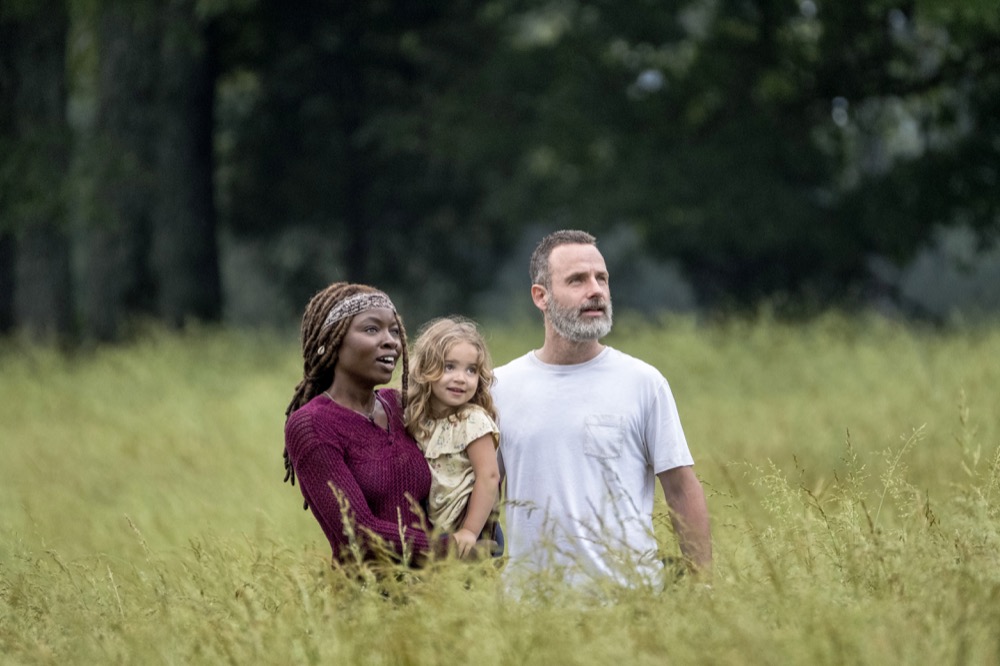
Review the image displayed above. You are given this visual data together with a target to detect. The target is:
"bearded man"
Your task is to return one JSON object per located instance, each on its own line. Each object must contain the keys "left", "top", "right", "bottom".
{"left": 493, "top": 229, "right": 712, "bottom": 589}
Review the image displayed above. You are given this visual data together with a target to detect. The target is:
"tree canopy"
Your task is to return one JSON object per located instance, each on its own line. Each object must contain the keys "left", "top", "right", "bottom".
{"left": 1, "top": 0, "right": 998, "bottom": 339}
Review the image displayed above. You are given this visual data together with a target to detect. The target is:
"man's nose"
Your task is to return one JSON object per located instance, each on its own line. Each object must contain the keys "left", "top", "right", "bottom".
{"left": 585, "top": 275, "right": 606, "bottom": 296}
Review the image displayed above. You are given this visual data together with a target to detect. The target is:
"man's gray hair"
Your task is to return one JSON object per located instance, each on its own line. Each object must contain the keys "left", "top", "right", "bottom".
{"left": 529, "top": 229, "right": 597, "bottom": 288}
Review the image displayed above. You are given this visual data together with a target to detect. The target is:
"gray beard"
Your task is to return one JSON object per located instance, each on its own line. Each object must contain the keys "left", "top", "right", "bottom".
{"left": 546, "top": 295, "right": 613, "bottom": 342}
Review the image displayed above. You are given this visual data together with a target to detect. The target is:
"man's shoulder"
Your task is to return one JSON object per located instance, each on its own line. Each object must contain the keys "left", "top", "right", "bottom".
{"left": 492, "top": 353, "right": 535, "bottom": 403}
{"left": 604, "top": 347, "right": 668, "bottom": 381}
{"left": 494, "top": 352, "right": 533, "bottom": 376}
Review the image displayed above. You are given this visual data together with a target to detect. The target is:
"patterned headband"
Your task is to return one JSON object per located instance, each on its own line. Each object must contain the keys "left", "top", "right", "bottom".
{"left": 320, "top": 292, "right": 396, "bottom": 330}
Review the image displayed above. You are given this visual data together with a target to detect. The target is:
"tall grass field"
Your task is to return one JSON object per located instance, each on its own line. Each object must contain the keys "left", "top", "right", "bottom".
{"left": 2, "top": 314, "right": 998, "bottom": 664}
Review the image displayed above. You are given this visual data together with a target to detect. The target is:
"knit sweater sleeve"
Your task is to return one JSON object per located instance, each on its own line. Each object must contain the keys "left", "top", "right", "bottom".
{"left": 285, "top": 404, "right": 433, "bottom": 562}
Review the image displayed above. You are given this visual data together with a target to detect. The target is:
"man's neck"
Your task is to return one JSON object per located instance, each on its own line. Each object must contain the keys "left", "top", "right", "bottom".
{"left": 535, "top": 335, "right": 604, "bottom": 365}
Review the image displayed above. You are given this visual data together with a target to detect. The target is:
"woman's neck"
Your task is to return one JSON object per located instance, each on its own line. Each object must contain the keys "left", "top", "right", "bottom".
{"left": 325, "top": 381, "right": 377, "bottom": 413}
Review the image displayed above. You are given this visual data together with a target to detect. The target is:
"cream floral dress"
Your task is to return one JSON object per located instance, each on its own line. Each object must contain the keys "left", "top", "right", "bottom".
{"left": 417, "top": 404, "right": 500, "bottom": 533}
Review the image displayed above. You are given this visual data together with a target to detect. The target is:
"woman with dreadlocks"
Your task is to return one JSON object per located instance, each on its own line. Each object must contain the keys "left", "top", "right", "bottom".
{"left": 283, "top": 282, "right": 443, "bottom": 565}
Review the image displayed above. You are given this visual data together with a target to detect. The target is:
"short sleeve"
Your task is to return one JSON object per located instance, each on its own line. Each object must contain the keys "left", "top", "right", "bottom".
{"left": 422, "top": 406, "right": 500, "bottom": 459}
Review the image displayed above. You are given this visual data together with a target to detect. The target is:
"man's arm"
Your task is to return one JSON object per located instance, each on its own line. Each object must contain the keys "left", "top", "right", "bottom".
{"left": 497, "top": 448, "right": 505, "bottom": 484}
{"left": 657, "top": 465, "right": 712, "bottom": 575}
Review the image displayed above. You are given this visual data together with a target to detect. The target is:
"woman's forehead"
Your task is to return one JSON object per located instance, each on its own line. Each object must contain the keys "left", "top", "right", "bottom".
{"left": 351, "top": 307, "right": 397, "bottom": 325}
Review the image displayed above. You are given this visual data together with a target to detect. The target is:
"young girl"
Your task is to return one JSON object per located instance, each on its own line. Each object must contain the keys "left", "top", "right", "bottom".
{"left": 405, "top": 316, "right": 502, "bottom": 558}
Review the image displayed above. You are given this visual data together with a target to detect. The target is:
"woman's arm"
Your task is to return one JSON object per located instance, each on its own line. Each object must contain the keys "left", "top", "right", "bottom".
{"left": 287, "top": 416, "right": 432, "bottom": 562}
{"left": 453, "top": 434, "right": 500, "bottom": 558}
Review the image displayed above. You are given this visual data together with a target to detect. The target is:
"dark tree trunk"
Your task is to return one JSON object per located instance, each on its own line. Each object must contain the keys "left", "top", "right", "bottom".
{"left": 80, "top": 2, "right": 159, "bottom": 341}
{"left": 152, "top": 4, "right": 222, "bottom": 327}
{"left": 2, "top": 0, "right": 75, "bottom": 341}
{"left": 15, "top": 223, "right": 74, "bottom": 340}
{"left": 0, "top": 234, "right": 13, "bottom": 333}
{"left": 0, "top": 16, "right": 15, "bottom": 335}
{"left": 340, "top": 11, "right": 370, "bottom": 283}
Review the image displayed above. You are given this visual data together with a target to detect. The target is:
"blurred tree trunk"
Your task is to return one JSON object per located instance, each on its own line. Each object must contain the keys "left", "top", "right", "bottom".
{"left": 1, "top": 0, "right": 74, "bottom": 341}
{"left": 0, "top": 235, "right": 13, "bottom": 333}
{"left": 340, "top": 13, "right": 370, "bottom": 283}
{"left": 152, "top": 2, "right": 222, "bottom": 327}
{"left": 0, "top": 14, "right": 15, "bottom": 335}
{"left": 79, "top": 1, "right": 159, "bottom": 341}
{"left": 15, "top": 225, "right": 74, "bottom": 340}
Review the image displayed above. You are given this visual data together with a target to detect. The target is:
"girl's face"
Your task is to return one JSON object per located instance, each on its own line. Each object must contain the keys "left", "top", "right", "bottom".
{"left": 429, "top": 341, "right": 480, "bottom": 416}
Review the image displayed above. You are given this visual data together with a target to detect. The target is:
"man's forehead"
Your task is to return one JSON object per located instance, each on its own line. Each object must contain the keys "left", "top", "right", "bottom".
{"left": 550, "top": 243, "right": 607, "bottom": 272}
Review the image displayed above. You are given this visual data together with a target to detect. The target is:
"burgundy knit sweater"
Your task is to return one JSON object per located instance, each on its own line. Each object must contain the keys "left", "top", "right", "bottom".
{"left": 284, "top": 388, "right": 433, "bottom": 562}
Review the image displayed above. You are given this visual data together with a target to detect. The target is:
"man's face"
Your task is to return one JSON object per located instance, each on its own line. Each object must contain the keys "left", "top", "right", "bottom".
{"left": 543, "top": 243, "right": 613, "bottom": 342}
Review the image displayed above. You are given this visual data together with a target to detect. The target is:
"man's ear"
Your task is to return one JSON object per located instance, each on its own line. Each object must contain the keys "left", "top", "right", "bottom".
{"left": 530, "top": 284, "right": 547, "bottom": 311}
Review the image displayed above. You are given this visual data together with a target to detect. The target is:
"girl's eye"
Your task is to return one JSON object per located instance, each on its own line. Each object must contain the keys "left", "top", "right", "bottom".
{"left": 443, "top": 363, "right": 455, "bottom": 371}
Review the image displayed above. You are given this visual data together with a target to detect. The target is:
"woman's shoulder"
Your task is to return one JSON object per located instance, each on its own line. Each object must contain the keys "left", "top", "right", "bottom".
{"left": 376, "top": 387, "right": 401, "bottom": 406}
{"left": 284, "top": 396, "right": 350, "bottom": 457}
{"left": 376, "top": 387, "right": 404, "bottom": 419}
{"left": 286, "top": 395, "right": 321, "bottom": 429}
{"left": 284, "top": 398, "right": 321, "bottom": 456}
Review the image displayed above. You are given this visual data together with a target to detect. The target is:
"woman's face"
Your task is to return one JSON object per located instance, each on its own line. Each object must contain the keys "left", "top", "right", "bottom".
{"left": 336, "top": 307, "right": 401, "bottom": 387}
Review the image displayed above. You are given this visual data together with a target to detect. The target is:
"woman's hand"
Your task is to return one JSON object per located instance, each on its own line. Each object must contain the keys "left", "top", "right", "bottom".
{"left": 452, "top": 528, "right": 479, "bottom": 558}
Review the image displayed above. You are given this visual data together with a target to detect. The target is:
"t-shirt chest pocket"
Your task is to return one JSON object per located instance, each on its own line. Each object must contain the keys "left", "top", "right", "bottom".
{"left": 584, "top": 414, "right": 625, "bottom": 459}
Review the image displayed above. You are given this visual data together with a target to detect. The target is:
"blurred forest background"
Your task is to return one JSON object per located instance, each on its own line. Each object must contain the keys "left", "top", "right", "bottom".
{"left": 2, "top": 0, "right": 999, "bottom": 343}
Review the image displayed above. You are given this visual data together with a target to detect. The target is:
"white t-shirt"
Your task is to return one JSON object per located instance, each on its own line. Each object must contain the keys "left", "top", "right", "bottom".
{"left": 493, "top": 346, "right": 694, "bottom": 588}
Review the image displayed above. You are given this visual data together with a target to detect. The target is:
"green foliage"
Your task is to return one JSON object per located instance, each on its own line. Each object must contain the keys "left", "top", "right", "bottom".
{"left": 6, "top": 0, "right": 1000, "bottom": 333}
{"left": 2, "top": 318, "right": 1000, "bottom": 663}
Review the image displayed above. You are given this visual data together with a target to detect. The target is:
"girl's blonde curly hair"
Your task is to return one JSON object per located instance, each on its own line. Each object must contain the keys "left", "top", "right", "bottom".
{"left": 405, "top": 316, "right": 497, "bottom": 443}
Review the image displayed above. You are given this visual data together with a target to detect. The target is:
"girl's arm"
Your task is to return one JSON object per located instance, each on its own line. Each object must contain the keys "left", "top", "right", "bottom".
{"left": 453, "top": 434, "right": 500, "bottom": 558}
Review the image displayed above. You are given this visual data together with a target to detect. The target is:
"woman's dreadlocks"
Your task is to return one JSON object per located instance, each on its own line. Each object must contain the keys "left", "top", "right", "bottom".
{"left": 282, "top": 282, "right": 410, "bottom": 496}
